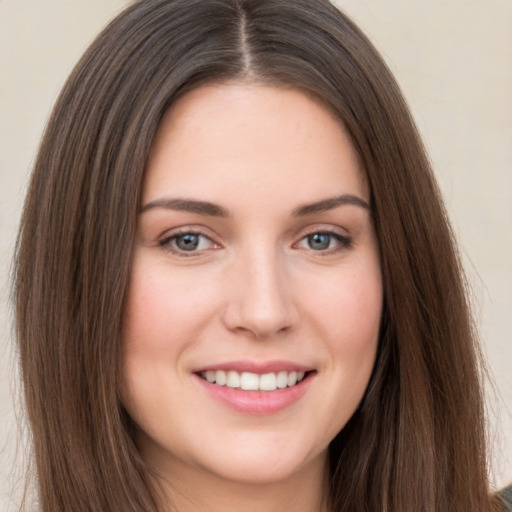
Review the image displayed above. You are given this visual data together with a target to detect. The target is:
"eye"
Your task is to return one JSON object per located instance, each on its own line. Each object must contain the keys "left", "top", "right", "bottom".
{"left": 296, "top": 231, "right": 352, "bottom": 252}
{"left": 159, "top": 231, "right": 217, "bottom": 255}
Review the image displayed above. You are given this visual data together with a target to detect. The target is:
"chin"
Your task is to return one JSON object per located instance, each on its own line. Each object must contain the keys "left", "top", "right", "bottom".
{"left": 203, "top": 427, "right": 331, "bottom": 485}
{"left": 199, "top": 447, "right": 326, "bottom": 486}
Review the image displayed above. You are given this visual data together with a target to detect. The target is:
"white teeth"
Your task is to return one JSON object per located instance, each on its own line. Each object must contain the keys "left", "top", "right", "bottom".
{"left": 259, "top": 373, "right": 277, "bottom": 391}
{"left": 276, "top": 371, "right": 288, "bottom": 389}
{"left": 240, "top": 372, "right": 259, "bottom": 390}
{"left": 215, "top": 370, "right": 227, "bottom": 386}
{"left": 226, "top": 371, "right": 240, "bottom": 388}
{"left": 200, "top": 370, "right": 308, "bottom": 391}
{"left": 287, "top": 371, "right": 298, "bottom": 387}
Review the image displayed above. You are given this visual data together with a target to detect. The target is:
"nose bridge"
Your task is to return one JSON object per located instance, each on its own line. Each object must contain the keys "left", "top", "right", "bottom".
{"left": 223, "top": 243, "right": 297, "bottom": 338}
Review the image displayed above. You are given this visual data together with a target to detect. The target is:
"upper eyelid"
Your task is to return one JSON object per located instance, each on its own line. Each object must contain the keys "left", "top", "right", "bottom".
{"left": 159, "top": 225, "right": 217, "bottom": 241}
{"left": 161, "top": 231, "right": 212, "bottom": 243}
{"left": 156, "top": 223, "right": 351, "bottom": 246}
{"left": 296, "top": 223, "right": 350, "bottom": 238}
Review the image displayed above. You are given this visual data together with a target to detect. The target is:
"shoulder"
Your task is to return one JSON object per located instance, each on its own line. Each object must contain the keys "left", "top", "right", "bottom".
{"left": 500, "top": 485, "right": 512, "bottom": 511}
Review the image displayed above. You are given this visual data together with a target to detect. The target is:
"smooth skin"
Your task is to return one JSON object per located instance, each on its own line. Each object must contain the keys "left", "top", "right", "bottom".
{"left": 121, "top": 83, "right": 383, "bottom": 512}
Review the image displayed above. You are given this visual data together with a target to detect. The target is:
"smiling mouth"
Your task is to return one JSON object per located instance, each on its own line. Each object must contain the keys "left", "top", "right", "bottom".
{"left": 198, "top": 370, "right": 313, "bottom": 392}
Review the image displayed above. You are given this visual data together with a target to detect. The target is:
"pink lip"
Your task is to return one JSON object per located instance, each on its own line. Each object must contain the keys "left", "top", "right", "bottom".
{"left": 192, "top": 359, "right": 314, "bottom": 374}
{"left": 192, "top": 361, "right": 316, "bottom": 415}
{"left": 194, "top": 374, "right": 313, "bottom": 415}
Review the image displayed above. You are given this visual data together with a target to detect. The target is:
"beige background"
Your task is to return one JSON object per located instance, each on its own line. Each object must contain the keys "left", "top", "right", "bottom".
{"left": 1, "top": 0, "right": 511, "bottom": 509}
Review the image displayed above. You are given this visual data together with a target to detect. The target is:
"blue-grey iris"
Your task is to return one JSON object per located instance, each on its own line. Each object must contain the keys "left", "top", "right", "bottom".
{"left": 176, "top": 234, "right": 200, "bottom": 251}
{"left": 308, "top": 233, "right": 331, "bottom": 250}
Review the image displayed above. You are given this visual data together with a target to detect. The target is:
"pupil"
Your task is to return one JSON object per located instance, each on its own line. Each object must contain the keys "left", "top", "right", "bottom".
{"left": 308, "top": 233, "right": 330, "bottom": 250}
{"left": 177, "top": 234, "right": 199, "bottom": 251}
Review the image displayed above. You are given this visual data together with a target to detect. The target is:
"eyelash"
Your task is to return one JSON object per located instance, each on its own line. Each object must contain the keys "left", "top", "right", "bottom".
{"left": 295, "top": 229, "right": 353, "bottom": 254}
{"left": 158, "top": 229, "right": 216, "bottom": 257}
{"left": 158, "top": 228, "right": 352, "bottom": 257}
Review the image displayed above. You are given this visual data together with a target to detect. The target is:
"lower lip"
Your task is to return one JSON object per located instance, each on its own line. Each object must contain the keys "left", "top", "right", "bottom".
{"left": 194, "top": 374, "right": 313, "bottom": 415}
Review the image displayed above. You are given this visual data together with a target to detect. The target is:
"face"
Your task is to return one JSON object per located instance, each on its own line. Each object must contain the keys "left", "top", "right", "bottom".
{"left": 121, "top": 83, "right": 382, "bottom": 489}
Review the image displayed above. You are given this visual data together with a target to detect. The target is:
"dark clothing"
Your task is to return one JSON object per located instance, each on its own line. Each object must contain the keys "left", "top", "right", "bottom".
{"left": 501, "top": 484, "right": 512, "bottom": 511}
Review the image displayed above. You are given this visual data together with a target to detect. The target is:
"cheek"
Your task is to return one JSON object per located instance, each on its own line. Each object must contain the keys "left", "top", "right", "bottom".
{"left": 290, "top": 263, "right": 382, "bottom": 445}
{"left": 120, "top": 261, "right": 216, "bottom": 420}
{"left": 303, "top": 261, "right": 382, "bottom": 426}
{"left": 307, "top": 263, "right": 383, "bottom": 353}
{"left": 122, "top": 260, "right": 216, "bottom": 353}
{"left": 119, "top": 261, "right": 222, "bottom": 418}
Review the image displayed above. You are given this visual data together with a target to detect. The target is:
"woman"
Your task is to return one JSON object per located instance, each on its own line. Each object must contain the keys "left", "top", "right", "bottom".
{"left": 13, "top": 0, "right": 510, "bottom": 511}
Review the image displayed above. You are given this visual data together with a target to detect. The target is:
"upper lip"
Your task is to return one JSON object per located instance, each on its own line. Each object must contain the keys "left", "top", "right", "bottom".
{"left": 192, "top": 360, "right": 315, "bottom": 374}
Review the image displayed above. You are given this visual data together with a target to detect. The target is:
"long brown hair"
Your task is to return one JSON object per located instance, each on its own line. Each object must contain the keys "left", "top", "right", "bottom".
{"left": 14, "top": 1, "right": 503, "bottom": 510}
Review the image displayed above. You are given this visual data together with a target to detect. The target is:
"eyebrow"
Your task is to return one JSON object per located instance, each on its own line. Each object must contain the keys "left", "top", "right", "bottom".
{"left": 292, "top": 194, "right": 370, "bottom": 216}
{"left": 140, "top": 193, "right": 370, "bottom": 217}
{"left": 141, "top": 197, "right": 230, "bottom": 217}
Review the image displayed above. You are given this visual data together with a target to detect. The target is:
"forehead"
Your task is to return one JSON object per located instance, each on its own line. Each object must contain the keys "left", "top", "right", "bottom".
{"left": 143, "top": 82, "right": 368, "bottom": 209}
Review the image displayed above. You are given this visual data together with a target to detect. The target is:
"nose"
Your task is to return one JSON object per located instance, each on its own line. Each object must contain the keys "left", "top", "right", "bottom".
{"left": 222, "top": 248, "right": 299, "bottom": 340}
